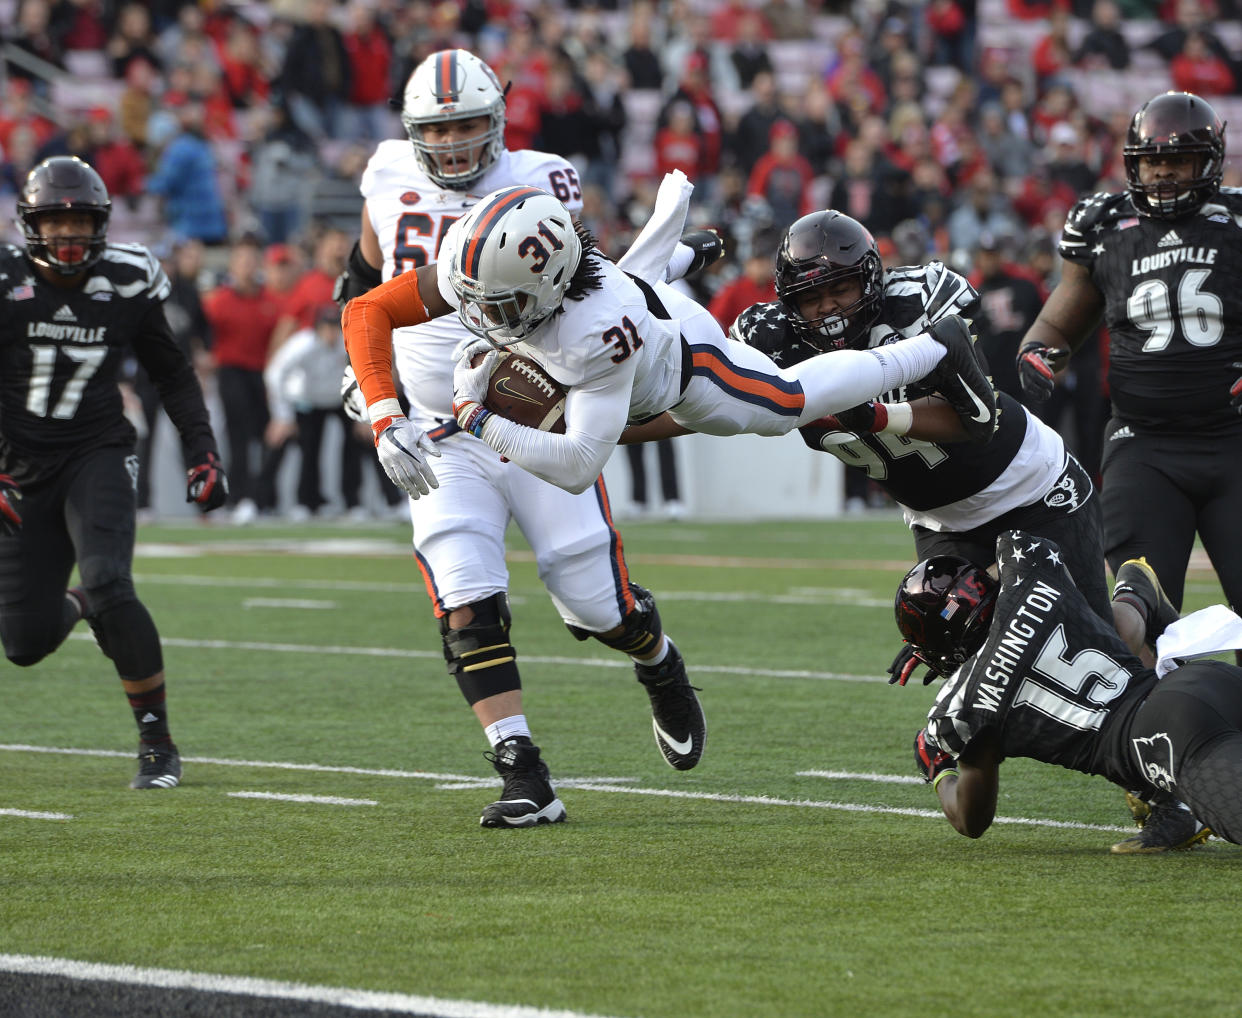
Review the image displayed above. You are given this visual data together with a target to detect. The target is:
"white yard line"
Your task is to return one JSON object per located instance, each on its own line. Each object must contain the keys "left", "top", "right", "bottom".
{"left": 227, "top": 791, "right": 378, "bottom": 806}
{"left": 0, "top": 808, "right": 73, "bottom": 820}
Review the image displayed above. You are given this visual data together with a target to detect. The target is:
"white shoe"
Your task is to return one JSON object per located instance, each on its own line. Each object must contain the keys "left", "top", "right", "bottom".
{"left": 285, "top": 504, "right": 312, "bottom": 522}
{"left": 345, "top": 506, "right": 372, "bottom": 523}
{"left": 231, "top": 498, "right": 258, "bottom": 526}
{"left": 663, "top": 499, "right": 686, "bottom": 521}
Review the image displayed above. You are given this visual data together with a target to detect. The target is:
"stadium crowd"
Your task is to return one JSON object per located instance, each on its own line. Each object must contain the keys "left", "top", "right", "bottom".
{"left": 2, "top": 0, "right": 1241, "bottom": 518}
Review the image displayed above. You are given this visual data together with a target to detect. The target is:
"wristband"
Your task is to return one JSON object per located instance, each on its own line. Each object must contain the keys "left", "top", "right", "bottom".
{"left": 461, "top": 405, "right": 492, "bottom": 438}
{"left": 876, "top": 402, "right": 913, "bottom": 436}
{"left": 932, "top": 768, "right": 959, "bottom": 793}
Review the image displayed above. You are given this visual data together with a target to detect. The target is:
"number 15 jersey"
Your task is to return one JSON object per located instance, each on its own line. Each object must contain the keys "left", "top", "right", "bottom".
{"left": 360, "top": 140, "right": 584, "bottom": 423}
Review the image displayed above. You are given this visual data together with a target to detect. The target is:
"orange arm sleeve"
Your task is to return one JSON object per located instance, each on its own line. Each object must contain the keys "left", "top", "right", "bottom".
{"left": 341, "top": 268, "right": 431, "bottom": 415}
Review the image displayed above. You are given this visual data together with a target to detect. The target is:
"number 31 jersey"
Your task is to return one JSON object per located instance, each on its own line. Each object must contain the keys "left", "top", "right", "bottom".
{"left": 360, "top": 141, "right": 584, "bottom": 422}
{"left": 1059, "top": 187, "right": 1242, "bottom": 436}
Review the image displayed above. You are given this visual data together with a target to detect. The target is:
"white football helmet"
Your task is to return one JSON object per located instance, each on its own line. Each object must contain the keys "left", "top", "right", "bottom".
{"left": 401, "top": 48, "right": 506, "bottom": 190}
{"left": 446, "top": 186, "right": 582, "bottom": 346}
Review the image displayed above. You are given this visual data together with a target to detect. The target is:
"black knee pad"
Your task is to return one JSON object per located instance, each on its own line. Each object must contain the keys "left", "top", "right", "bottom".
{"left": 90, "top": 598, "right": 164, "bottom": 679}
{"left": 566, "top": 582, "right": 663, "bottom": 656}
{"left": 440, "top": 593, "right": 520, "bottom": 705}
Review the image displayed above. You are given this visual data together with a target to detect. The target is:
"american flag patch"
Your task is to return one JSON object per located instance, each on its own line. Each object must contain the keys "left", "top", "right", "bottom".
{"left": 1116, "top": 218, "right": 1139, "bottom": 230}
{"left": 11, "top": 284, "right": 33, "bottom": 300}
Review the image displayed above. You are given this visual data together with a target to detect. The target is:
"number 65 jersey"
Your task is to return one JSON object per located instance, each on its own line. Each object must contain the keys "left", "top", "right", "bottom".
{"left": 361, "top": 140, "right": 584, "bottom": 423}
{"left": 925, "top": 530, "right": 1157, "bottom": 788}
{"left": 1059, "top": 187, "right": 1242, "bottom": 437}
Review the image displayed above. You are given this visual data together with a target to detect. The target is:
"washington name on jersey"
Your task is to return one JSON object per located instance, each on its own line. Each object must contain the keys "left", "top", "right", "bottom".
{"left": 1060, "top": 187, "right": 1242, "bottom": 435}
{"left": 925, "top": 530, "right": 1155, "bottom": 788}
{"left": 361, "top": 142, "right": 584, "bottom": 420}
{"left": 0, "top": 243, "right": 204, "bottom": 482}
{"left": 732, "top": 262, "right": 1051, "bottom": 521}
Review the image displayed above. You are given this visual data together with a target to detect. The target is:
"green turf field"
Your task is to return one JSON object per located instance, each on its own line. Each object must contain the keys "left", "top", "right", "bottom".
{"left": 2, "top": 515, "right": 1238, "bottom": 1018}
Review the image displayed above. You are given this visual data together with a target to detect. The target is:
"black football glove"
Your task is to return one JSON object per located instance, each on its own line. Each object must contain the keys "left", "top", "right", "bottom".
{"left": 887, "top": 643, "right": 936, "bottom": 686}
{"left": 186, "top": 452, "right": 229, "bottom": 512}
{"left": 680, "top": 228, "right": 725, "bottom": 276}
{"left": 1016, "top": 341, "right": 1070, "bottom": 404}
{"left": 1230, "top": 362, "right": 1242, "bottom": 414}
{"left": 0, "top": 474, "right": 22, "bottom": 536}
{"left": 914, "top": 729, "right": 956, "bottom": 784}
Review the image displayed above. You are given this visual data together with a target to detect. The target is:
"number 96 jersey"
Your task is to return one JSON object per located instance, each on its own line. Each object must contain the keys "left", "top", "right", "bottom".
{"left": 1059, "top": 187, "right": 1242, "bottom": 436}
{"left": 361, "top": 140, "right": 584, "bottom": 422}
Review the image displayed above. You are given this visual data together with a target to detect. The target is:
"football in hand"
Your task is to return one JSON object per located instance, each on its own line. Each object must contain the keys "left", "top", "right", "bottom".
{"left": 480, "top": 352, "right": 567, "bottom": 433}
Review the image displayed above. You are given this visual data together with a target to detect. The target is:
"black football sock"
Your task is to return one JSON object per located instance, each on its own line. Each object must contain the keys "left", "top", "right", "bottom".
{"left": 127, "top": 683, "right": 171, "bottom": 745}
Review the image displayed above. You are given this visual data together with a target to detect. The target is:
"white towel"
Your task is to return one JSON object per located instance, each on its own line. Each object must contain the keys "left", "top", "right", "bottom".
{"left": 1154, "top": 604, "right": 1242, "bottom": 678}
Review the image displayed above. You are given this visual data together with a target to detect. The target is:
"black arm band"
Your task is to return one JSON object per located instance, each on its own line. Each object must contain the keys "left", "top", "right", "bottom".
{"left": 334, "top": 240, "right": 384, "bottom": 307}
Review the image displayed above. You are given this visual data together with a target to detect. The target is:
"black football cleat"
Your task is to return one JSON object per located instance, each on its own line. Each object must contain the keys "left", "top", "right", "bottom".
{"left": 1110, "top": 800, "right": 1210, "bottom": 854}
{"left": 480, "top": 739, "right": 566, "bottom": 828}
{"left": 636, "top": 642, "right": 706, "bottom": 770}
{"left": 1112, "top": 557, "right": 1180, "bottom": 649}
{"left": 925, "top": 315, "right": 998, "bottom": 443}
{"left": 130, "top": 741, "right": 182, "bottom": 789}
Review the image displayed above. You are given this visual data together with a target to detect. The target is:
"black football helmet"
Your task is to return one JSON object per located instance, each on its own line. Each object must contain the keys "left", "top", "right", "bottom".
{"left": 1123, "top": 91, "right": 1226, "bottom": 219}
{"left": 17, "top": 155, "right": 112, "bottom": 275}
{"left": 775, "top": 210, "right": 884, "bottom": 352}
{"left": 894, "top": 556, "right": 998, "bottom": 678}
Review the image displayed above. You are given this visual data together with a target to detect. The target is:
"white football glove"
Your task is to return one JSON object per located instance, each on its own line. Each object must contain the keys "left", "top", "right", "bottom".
{"left": 340, "top": 365, "right": 366, "bottom": 423}
{"left": 375, "top": 416, "right": 441, "bottom": 499}
{"left": 452, "top": 338, "right": 502, "bottom": 424}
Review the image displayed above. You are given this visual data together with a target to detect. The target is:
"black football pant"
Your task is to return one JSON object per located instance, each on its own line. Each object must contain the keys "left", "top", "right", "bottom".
{"left": 1132, "top": 659, "right": 1242, "bottom": 845}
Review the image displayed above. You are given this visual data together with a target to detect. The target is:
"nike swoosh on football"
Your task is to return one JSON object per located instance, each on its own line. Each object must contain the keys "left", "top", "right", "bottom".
{"left": 957, "top": 373, "right": 993, "bottom": 423}
{"left": 493, "top": 376, "right": 543, "bottom": 406}
{"left": 653, "top": 721, "right": 694, "bottom": 756}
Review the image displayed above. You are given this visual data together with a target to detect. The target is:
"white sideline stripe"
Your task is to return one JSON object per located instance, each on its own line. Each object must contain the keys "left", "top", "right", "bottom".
{"left": 0, "top": 745, "right": 1132, "bottom": 834}
{"left": 798, "top": 769, "right": 925, "bottom": 785}
{"left": 0, "top": 954, "right": 626, "bottom": 1018}
{"left": 242, "top": 598, "right": 338, "bottom": 610}
{"left": 228, "top": 791, "right": 377, "bottom": 806}
{"left": 0, "top": 808, "right": 74, "bottom": 820}
{"left": 65, "top": 632, "right": 888, "bottom": 683}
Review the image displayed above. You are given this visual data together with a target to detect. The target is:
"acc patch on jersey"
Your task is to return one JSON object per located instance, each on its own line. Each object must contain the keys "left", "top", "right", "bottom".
{"left": 484, "top": 353, "right": 567, "bottom": 433}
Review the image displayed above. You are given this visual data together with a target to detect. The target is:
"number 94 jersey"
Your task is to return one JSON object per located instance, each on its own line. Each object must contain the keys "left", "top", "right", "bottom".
{"left": 925, "top": 530, "right": 1155, "bottom": 789}
{"left": 361, "top": 141, "right": 584, "bottom": 420}
{"left": 1059, "top": 188, "right": 1242, "bottom": 436}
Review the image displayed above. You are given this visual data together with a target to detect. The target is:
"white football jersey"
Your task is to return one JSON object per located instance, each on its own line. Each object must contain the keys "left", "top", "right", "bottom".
{"left": 361, "top": 141, "right": 584, "bottom": 420}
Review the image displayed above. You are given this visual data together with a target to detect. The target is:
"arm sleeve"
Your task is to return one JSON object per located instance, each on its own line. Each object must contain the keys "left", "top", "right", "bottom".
{"left": 475, "top": 365, "right": 636, "bottom": 494}
{"left": 130, "top": 302, "right": 219, "bottom": 464}
{"left": 341, "top": 268, "right": 430, "bottom": 416}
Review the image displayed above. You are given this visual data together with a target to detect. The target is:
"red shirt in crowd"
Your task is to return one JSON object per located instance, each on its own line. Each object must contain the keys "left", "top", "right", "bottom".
{"left": 344, "top": 25, "right": 392, "bottom": 105}
{"left": 202, "top": 286, "right": 279, "bottom": 372}
{"left": 708, "top": 277, "right": 777, "bottom": 331}
{"left": 281, "top": 269, "right": 337, "bottom": 331}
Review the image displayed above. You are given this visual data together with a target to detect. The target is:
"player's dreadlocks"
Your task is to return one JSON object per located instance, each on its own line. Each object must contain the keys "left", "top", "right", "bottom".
{"left": 562, "top": 221, "right": 605, "bottom": 304}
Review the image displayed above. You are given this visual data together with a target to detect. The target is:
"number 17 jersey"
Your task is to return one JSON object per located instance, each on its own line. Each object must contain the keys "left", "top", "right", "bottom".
{"left": 360, "top": 141, "right": 584, "bottom": 422}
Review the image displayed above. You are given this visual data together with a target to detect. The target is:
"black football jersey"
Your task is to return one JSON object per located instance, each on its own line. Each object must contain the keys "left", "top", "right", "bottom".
{"left": 0, "top": 243, "right": 217, "bottom": 484}
{"left": 731, "top": 262, "right": 1026, "bottom": 512}
{"left": 1059, "top": 187, "right": 1242, "bottom": 436}
{"left": 925, "top": 530, "right": 1154, "bottom": 788}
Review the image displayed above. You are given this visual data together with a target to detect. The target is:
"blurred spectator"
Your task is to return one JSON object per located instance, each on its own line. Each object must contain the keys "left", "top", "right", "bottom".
{"left": 577, "top": 50, "right": 628, "bottom": 199}
{"left": 6, "top": 0, "right": 65, "bottom": 94}
{"left": 1074, "top": 0, "right": 1131, "bottom": 70}
{"left": 828, "top": 137, "right": 915, "bottom": 236}
{"left": 107, "top": 2, "right": 163, "bottom": 79}
{"left": 946, "top": 169, "right": 1020, "bottom": 257}
{"left": 658, "top": 51, "right": 724, "bottom": 177}
{"left": 534, "top": 59, "right": 595, "bottom": 168}
{"left": 0, "top": 79, "right": 57, "bottom": 152}
{"left": 155, "top": 3, "right": 208, "bottom": 71}
{"left": 247, "top": 100, "right": 318, "bottom": 244}
{"left": 746, "top": 120, "right": 813, "bottom": 229}
{"left": 653, "top": 100, "right": 704, "bottom": 179}
{"left": 219, "top": 18, "right": 272, "bottom": 112}
{"left": 621, "top": 5, "right": 663, "bottom": 90}
{"left": 84, "top": 106, "right": 145, "bottom": 205}
{"left": 787, "top": 81, "right": 840, "bottom": 175}
{"left": 826, "top": 35, "right": 886, "bottom": 115}
{"left": 202, "top": 237, "right": 281, "bottom": 523}
{"left": 707, "top": 226, "right": 780, "bottom": 330}
{"left": 270, "top": 226, "right": 350, "bottom": 351}
{"left": 278, "top": 0, "right": 351, "bottom": 141}
{"left": 117, "top": 57, "right": 158, "bottom": 151}
{"left": 264, "top": 304, "right": 364, "bottom": 520}
{"left": 1032, "top": 9, "right": 1073, "bottom": 88}
{"left": 624, "top": 436, "right": 684, "bottom": 520}
{"left": 728, "top": 9, "right": 775, "bottom": 90}
{"left": 307, "top": 144, "right": 369, "bottom": 234}
{"left": 889, "top": 218, "right": 936, "bottom": 265}
{"left": 999, "top": 77, "right": 1033, "bottom": 141}
{"left": 924, "top": 0, "right": 972, "bottom": 70}
{"left": 662, "top": 8, "right": 740, "bottom": 99}
{"left": 1045, "top": 121, "right": 1098, "bottom": 194}
{"left": 54, "top": 0, "right": 111, "bottom": 52}
{"left": 977, "top": 102, "right": 1035, "bottom": 179}
{"left": 710, "top": 0, "right": 772, "bottom": 43}
{"left": 1170, "top": 31, "right": 1236, "bottom": 96}
{"left": 765, "top": 0, "right": 812, "bottom": 40}
{"left": 1145, "top": 0, "right": 1239, "bottom": 84}
{"left": 1007, "top": 0, "right": 1067, "bottom": 18}
{"left": 730, "top": 70, "right": 784, "bottom": 176}
{"left": 967, "top": 232, "right": 1045, "bottom": 402}
{"left": 342, "top": 1, "right": 394, "bottom": 141}
{"left": 145, "top": 98, "right": 229, "bottom": 245}
{"left": 0, "top": 123, "right": 41, "bottom": 200}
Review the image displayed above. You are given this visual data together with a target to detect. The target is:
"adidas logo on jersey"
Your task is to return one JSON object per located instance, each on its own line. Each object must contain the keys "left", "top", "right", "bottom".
{"left": 1109, "top": 425, "right": 1133, "bottom": 441}
{"left": 53, "top": 304, "right": 76, "bottom": 322}
{"left": 1157, "top": 229, "right": 1183, "bottom": 248}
